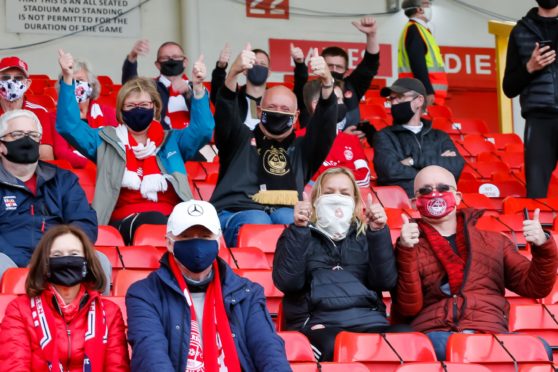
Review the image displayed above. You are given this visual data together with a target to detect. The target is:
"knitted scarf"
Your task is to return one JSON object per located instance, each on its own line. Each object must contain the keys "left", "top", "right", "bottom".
{"left": 159, "top": 75, "right": 190, "bottom": 129}
{"left": 87, "top": 102, "right": 107, "bottom": 129}
{"left": 417, "top": 213, "right": 468, "bottom": 294}
{"left": 30, "top": 286, "right": 107, "bottom": 372}
{"left": 251, "top": 126, "right": 298, "bottom": 206}
{"left": 116, "top": 122, "right": 168, "bottom": 202}
{"left": 168, "top": 256, "right": 241, "bottom": 372}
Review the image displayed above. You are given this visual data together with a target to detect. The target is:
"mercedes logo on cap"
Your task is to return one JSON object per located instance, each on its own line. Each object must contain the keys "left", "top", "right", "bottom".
{"left": 187, "top": 203, "right": 204, "bottom": 216}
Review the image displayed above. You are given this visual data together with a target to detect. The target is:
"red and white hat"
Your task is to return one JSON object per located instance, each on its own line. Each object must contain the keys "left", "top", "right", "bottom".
{"left": 0, "top": 57, "right": 29, "bottom": 77}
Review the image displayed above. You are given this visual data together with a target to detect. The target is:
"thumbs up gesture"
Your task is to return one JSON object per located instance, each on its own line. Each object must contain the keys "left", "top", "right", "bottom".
{"left": 58, "top": 49, "right": 74, "bottom": 84}
{"left": 290, "top": 43, "right": 304, "bottom": 64}
{"left": 217, "top": 43, "right": 231, "bottom": 68}
{"left": 230, "top": 42, "right": 256, "bottom": 76}
{"left": 294, "top": 192, "right": 312, "bottom": 227}
{"left": 523, "top": 208, "right": 548, "bottom": 246}
{"left": 365, "top": 194, "right": 387, "bottom": 231}
{"left": 400, "top": 214, "right": 420, "bottom": 248}
{"left": 309, "top": 48, "right": 332, "bottom": 85}
{"left": 191, "top": 54, "right": 207, "bottom": 97}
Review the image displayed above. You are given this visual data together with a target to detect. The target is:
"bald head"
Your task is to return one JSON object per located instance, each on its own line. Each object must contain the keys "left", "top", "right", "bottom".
{"left": 414, "top": 166, "right": 457, "bottom": 195}
{"left": 261, "top": 85, "right": 297, "bottom": 113}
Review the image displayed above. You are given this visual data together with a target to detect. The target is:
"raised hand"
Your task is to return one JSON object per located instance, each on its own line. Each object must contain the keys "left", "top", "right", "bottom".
{"left": 523, "top": 208, "right": 548, "bottom": 246}
{"left": 365, "top": 194, "right": 387, "bottom": 231}
{"left": 527, "top": 42, "right": 556, "bottom": 73}
{"left": 294, "top": 192, "right": 312, "bottom": 227}
{"left": 192, "top": 54, "right": 207, "bottom": 98}
{"left": 290, "top": 43, "right": 304, "bottom": 64}
{"left": 217, "top": 43, "right": 231, "bottom": 68}
{"left": 128, "top": 39, "right": 150, "bottom": 62}
{"left": 352, "top": 16, "right": 378, "bottom": 35}
{"left": 309, "top": 48, "right": 333, "bottom": 85}
{"left": 58, "top": 49, "right": 74, "bottom": 84}
{"left": 399, "top": 214, "right": 420, "bottom": 248}
{"left": 231, "top": 43, "right": 256, "bottom": 76}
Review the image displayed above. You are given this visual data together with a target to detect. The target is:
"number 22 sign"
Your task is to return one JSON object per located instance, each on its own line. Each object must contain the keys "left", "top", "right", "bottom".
{"left": 246, "top": 0, "right": 289, "bottom": 19}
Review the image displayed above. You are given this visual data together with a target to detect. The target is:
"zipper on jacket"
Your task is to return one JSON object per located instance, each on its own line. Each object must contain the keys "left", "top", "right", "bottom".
{"left": 66, "top": 324, "right": 72, "bottom": 370}
{"left": 452, "top": 294, "right": 458, "bottom": 324}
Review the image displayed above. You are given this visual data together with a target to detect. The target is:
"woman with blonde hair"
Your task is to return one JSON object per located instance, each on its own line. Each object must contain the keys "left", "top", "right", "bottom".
{"left": 0, "top": 225, "right": 129, "bottom": 371}
{"left": 273, "top": 167, "right": 406, "bottom": 361}
{"left": 55, "top": 50, "right": 214, "bottom": 244}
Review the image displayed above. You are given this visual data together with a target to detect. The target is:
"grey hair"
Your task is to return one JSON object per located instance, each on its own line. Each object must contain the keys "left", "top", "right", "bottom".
{"left": 55, "top": 58, "right": 101, "bottom": 100}
{"left": 0, "top": 109, "right": 43, "bottom": 137}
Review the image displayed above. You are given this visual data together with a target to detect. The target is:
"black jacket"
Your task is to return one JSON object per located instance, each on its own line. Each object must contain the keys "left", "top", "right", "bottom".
{"left": 373, "top": 120, "right": 464, "bottom": 197}
{"left": 210, "top": 85, "right": 337, "bottom": 212}
{"left": 294, "top": 52, "right": 380, "bottom": 128}
{"left": 503, "top": 7, "right": 558, "bottom": 118}
{"left": 273, "top": 224, "right": 396, "bottom": 331}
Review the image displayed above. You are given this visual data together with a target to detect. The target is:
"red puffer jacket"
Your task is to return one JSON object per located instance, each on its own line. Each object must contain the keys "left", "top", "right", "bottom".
{"left": 393, "top": 208, "right": 558, "bottom": 333}
{"left": 0, "top": 289, "right": 129, "bottom": 371}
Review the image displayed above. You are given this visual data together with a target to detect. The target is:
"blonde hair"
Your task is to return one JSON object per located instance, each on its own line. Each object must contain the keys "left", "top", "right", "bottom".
{"left": 310, "top": 167, "right": 366, "bottom": 236}
{"left": 115, "top": 77, "right": 162, "bottom": 123}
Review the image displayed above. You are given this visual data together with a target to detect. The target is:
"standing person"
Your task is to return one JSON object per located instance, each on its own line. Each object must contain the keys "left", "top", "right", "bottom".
{"left": 398, "top": 0, "right": 448, "bottom": 106}
{"left": 0, "top": 56, "right": 55, "bottom": 159}
{"left": 126, "top": 200, "right": 290, "bottom": 371}
{"left": 392, "top": 165, "right": 558, "bottom": 361}
{"left": 273, "top": 167, "right": 406, "bottom": 362}
{"left": 503, "top": 0, "right": 558, "bottom": 198}
{"left": 57, "top": 49, "right": 214, "bottom": 245}
{"left": 0, "top": 225, "right": 129, "bottom": 371}
{"left": 210, "top": 43, "right": 271, "bottom": 130}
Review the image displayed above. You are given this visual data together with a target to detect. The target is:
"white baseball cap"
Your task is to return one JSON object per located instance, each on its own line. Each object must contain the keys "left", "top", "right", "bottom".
{"left": 167, "top": 200, "right": 222, "bottom": 236}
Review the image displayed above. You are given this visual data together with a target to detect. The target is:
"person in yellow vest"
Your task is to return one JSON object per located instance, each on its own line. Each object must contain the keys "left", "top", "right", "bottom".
{"left": 398, "top": 0, "right": 448, "bottom": 106}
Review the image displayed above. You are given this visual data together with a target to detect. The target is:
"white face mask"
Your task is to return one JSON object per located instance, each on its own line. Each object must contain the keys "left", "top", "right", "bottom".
{"left": 422, "top": 7, "right": 433, "bottom": 22}
{"left": 75, "top": 80, "right": 93, "bottom": 103}
{"left": 0, "top": 78, "right": 28, "bottom": 102}
{"left": 314, "top": 194, "right": 355, "bottom": 241}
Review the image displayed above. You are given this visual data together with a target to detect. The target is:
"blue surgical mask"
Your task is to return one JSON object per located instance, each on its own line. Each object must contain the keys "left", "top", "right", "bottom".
{"left": 173, "top": 238, "right": 219, "bottom": 273}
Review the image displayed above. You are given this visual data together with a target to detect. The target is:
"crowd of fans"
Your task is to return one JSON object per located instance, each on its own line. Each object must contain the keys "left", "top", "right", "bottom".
{"left": 0, "top": 0, "right": 557, "bottom": 370}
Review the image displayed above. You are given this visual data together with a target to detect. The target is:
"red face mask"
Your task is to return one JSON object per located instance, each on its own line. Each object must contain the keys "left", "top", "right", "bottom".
{"left": 415, "top": 191, "right": 456, "bottom": 219}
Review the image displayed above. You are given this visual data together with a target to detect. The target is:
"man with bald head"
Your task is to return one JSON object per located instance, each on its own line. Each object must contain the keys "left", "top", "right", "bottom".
{"left": 393, "top": 165, "right": 558, "bottom": 360}
{"left": 211, "top": 45, "right": 337, "bottom": 246}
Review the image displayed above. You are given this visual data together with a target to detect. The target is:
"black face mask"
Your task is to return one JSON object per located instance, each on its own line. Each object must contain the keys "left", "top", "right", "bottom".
{"left": 159, "top": 59, "right": 185, "bottom": 77}
{"left": 122, "top": 107, "right": 154, "bottom": 132}
{"left": 536, "top": 0, "right": 558, "bottom": 9}
{"left": 391, "top": 101, "right": 417, "bottom": 125}
{"left": 331, "top": 71, "right": 345, "bottom": 81}
{"left": 247, "top": 65, "right": 269, "bottom": 86}
{"left": 337, "top": 103, "right": 348, "bottom": 123}
{"left": 1, "top": 136, "right": 40, "bottom": 164}
{"left": 261, "top": 110, "right": 294, "bottom": 135}
{"left": 48, "top": 256, "right": 88, "bottom": 287}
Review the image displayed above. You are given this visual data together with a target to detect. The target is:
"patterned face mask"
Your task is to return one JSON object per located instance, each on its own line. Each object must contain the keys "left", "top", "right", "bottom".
{"left": 75, "top": 80, "right": 93, "bottom": 103}
{"left": 0, "top": 78, "right": 28, "bottom": 102}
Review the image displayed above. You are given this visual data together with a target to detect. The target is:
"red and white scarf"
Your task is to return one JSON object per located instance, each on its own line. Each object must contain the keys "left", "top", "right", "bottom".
{"left": 30, "top": 285, "right": 108, "bottom": 372}
{"left": 87, "top": 102, "right": 107, "bottom": 129}
{"left": 168, "top": 256, "right": 241, "bottom": 372}
{"left": 158, "top": 75, "right": 190, "bottom": 129}
{"left": 116, "top": 121, "right": 168, "bottom": 202}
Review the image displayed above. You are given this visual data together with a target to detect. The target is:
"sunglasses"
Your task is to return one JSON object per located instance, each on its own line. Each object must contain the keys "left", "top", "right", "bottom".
{"left": 416, "top": 183, "right": 455, "bottom": 196}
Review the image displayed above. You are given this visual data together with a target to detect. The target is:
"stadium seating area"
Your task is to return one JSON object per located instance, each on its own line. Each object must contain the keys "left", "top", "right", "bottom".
{"left": 2, "top": 74, "right": 558, "bottom": 370}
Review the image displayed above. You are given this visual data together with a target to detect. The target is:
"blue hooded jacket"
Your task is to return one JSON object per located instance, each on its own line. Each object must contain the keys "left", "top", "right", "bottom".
{"left": 126, "top": 254, "right": 290, "bottom": 372}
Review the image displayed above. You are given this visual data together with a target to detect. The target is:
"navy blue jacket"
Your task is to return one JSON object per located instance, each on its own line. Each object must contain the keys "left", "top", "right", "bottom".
{"left": 0, "top": 161, "right": 98, "bottom": 267}
{"left": 126, "top": 254, "right": 290, "bottom": 372}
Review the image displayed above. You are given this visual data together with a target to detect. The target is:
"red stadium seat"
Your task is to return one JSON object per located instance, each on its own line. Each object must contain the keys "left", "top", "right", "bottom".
{"left": 96, "top": 225, "right": 125, "bottom": 247}
{"left": 117, "top": 245, "right": 161, "bottom": 269}
{"left": 458, "top": 193, "right": 500, "bottom": 212}
{"left": 333, "top": 332, "right": 436, "bottom": 370}
{"left": 278, "top": 331, "right": 315, "bottom": 362}
{"left": 502, "top": 198, "right": 557, "bottom": 226}
{"left": 185, "top": 161, "right": 207, "bottom": 181}
{"left": 320, "top": 362, "right": 369, "bottom": 371}
{"left": 112, "top": 269, "right": 151, "bottom": 296}
{"left": 219, "top": 247, "right": 270, "bottom": 270}
{"left": 192, "top": 181, "right": 216, "bottom": 201}
{"left": 451, "top": 117, "right": 489, "bottom": 134}
{"left": 509, "top": 304, "right": 558, "bottom": 359}
{"left": 105, "top": 296, "right": 127, "bottom": 326}
{"left": 234, "top": 269, "right": 283, "bottom": 315}
{"left": 0, "top": 268, "right": 29, "bottom": 294}
{"left": 483, "top": 133, "right": 522, "bottom": 152}
{"left": 395, "top": 362, "right": 492, "bottom": 371}
{"left": 0, "top": 294, "right": 17, "bottom": 322}
{"left": 371, "top": 186, "right": 412, "bottom": 209}
{"left": 446, "top": 333, "right": 552, "bottom": 371}
{"left": 360, "top": 103, "right": 390, "bottom": 121}
{"left": 426, "top": 105, "right": 454, "bottom": 120}
{"left": 237, "top": 224, "right": 286, "bottom": 266}
{"left": 462, "top": 161, "right": 510, "bottom": 181}
{"left": 461, "top": 134, "right": 496, "bottom": 160}
{"left": 132, "top": 224, "right": 167, "bottom": 249}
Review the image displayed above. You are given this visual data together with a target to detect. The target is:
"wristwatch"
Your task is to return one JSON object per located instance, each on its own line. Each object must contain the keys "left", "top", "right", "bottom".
{"left": 408, "top": 158, "right": 414, "bottom": 166}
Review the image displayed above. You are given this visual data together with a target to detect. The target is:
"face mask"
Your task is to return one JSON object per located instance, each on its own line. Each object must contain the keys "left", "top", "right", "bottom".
{"left": 331, "top": 71, "right": 345, "bottom": 81}
{"left": 315, "top": 194, "right": 355, "bottom": 241}
{"left": 261, "top": 110, "right": 294, "bottom": 135}
{"left": 1, "top": 136, "right": 40, "bottom": 164}
{"left": 391, "top": 100, "right": 417, "bottom": 125}
{"left": 75, "top": 80, "right": 92, "bottom": 103}
{"left": 159, "top": 59, "right": 185, "bottom": 77}
{"left": 0, "top": 79, "right": 28, "bottom": 102}
{"left": 536, "top": 0, "right": 558, "bottom": 9}
{"left": 247, "top": 64, "right": 269, "bottom": 86}
{"left": 415, "top": 191, "right": 456, "bottom": 219}
{"left": 48, "top": 256, "right": 88, "bottom": 287}
{"left": 122, "top": 107, "right": 154, "bottom": 132}
{"left": 173, "top": 238, "right": 219, "bottom": 273}
{"left": 422, "top": 7, "right": 433, "bottom": 22}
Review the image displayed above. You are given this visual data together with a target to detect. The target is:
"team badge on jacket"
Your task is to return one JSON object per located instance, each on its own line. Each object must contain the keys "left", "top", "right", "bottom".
{"left": 3, "top": 196, "right": 17, "bottom": 210}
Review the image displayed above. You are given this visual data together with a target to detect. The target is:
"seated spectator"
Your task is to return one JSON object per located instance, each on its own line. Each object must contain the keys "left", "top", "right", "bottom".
{"left": 210, "top": 46, "right": 338, "bottom": 247}
{"left": 373, "top": 78, "right": 464, "bottom": 197}
{"left": 393, "top": 165, "right": 558, "bottom": 360}
{"left": 0, "top": 110, "right": 108, "bottom": 291}
{"left": 303, "top": 79, "right": 371, "bottom": 188}
{"left": 273, "top": 167, "right": 407, "bottom": 361}
{"left": 52, "top": 58, "right": 118, "bottom": 168}
{"left": 291, "top": 17, "right": 380, "bottom": 128}
{"left": 123, "top": 39, "right": 195, "bottom": 130}
{"left": 210, "top": 43, "right": 271, "bottom": 129}
{"left": 0, "top": 56, "right": 54, "bottom": 160}
{"left": 0, "top": 225, "right": 129, "bottom": 371}
{"left": 56, "top": 50, "right": 214, "bottom": 245}
{"left": 126, "top": 200, "right": 290, "bottom": 371}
